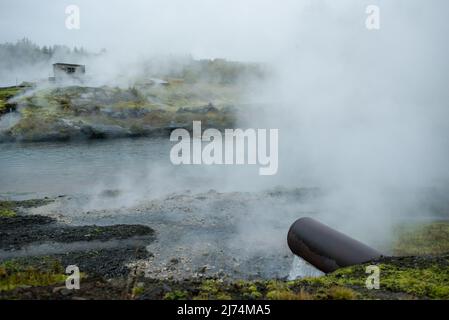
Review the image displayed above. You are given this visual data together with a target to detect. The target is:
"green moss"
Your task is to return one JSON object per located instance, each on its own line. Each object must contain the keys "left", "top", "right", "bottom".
{"left": 266, "top": 289, "right": 310, "bottom": 300}
{"left": 231, "top": 280, "right": 263, "bottom": 299}
{"left": 0, "top": 201, "right": 17, "bottom": 218}
{"left": 131, "top": 284, "right": 145, "bottom": 297}
{"left": 142, "top": 251, "right": 449, "bottom": 300}
{"left": 244, "top": 284, "right": 263, "bottom": 299}
{"left": 194, "top": 280, "right": 232, "bottom": 300}
{"left": 378, "top": 263, "right": 449, "bottom": 299}
{"left": 300, "top": 267, "right": 364, "bottom": 288}
{"left": 0, "top": 208, "right": 16, "bottom": 218}
{"left": 393, "top": 222, "right": 449, "bottom": 256}
{"left": 0, "top": 258, "right": 66, "bottom": 292}
{"left": 0, "top": 86, "right": 22, "bottom": 113}
{"left": 4, "top": 84, "right": 240, "bottom": 141}
{"left": 326, "top": 286, "right": 358, "bottom": 300}
{"left": 297, "top": 258, "right": 449, "bottom": 300}
{"left": 264, "top": 280, "right": 311, "bottom": 300}
{"left": 0, "top": 199, "right": 53, "bottom": 218}
{"left": 164, "top": 290, "right": 189, "bottom": 300}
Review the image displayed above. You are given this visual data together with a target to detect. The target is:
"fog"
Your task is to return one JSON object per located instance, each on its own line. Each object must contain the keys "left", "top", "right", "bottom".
{"left": 2, "top": 0, "right": 449, "bottom": 251}
{"left": 0, "top": 0, "right": 307, "bottom": 60}
{"left": 238, "top": 1, "right": 449, "bottom": 243}
{"left": 260, "top": 1, "right": 449, "bottom": 243}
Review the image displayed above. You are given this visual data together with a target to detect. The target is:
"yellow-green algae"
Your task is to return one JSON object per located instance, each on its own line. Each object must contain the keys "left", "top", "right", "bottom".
{"left": 0, "top": 258, "right": 66, "bottom": 292}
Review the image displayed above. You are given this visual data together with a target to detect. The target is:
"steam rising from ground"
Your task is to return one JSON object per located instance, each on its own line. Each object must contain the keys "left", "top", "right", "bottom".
{"left": 2, "top": 0, "right": 449, "bottom": 269}
{"left": 244, "top": 1, "right": 449, "bottom": 244}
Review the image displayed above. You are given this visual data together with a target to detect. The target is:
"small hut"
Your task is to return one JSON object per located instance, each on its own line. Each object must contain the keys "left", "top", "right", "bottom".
{"left": 51, "top": 63, "right": 86, "bottom": 80}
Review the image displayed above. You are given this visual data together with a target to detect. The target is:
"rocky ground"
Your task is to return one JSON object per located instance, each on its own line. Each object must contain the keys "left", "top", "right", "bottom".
{"left": 0, "top": 82, "right": 250, "bottom": 142}
{"left": 1, "top": 194, "right": 449, "bottom": 300}
{"left": 1, "top": 189, "right": 316, "bottom": 281}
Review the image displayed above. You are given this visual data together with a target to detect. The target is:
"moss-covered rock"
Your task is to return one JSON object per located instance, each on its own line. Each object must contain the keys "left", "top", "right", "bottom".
{"left": 1, "top": 84, "right": 242, "bottom": 142}
{"left": 0, "top": 86, "right": 24, "bottom": 114}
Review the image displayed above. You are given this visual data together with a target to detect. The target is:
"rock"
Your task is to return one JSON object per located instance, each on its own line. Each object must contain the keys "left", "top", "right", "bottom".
{"left": 52, "top": 286, "right": 66, "bottom": 294}
{"left": 60, "top": 288, "right": 73, "bottom": 296}
{"left": 197, "top": 265, "right": 208, "bottom": 274}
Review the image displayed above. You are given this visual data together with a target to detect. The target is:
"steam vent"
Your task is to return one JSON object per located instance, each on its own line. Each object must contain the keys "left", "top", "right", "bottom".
{"left": 287, "top": 217, "right": 382, "bottom": 273}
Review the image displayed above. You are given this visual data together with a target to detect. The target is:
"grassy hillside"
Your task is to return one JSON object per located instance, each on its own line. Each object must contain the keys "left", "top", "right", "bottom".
{"left": 0, "top": 83, "right": 242, "bottom": 141}
{"left": 0, "top": 86, "right": 23, "bottom": 114}
{"left": 0, "top": 58, "right": 266, "bottom": 141}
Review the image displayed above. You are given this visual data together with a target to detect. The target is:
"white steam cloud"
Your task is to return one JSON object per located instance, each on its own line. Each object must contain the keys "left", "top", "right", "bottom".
{"left": 1, "top": 0, "right": 449, "bottom": 252}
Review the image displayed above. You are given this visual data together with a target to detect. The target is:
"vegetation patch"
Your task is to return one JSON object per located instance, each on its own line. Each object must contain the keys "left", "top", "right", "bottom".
{"left": 0, "top": 86, "right": 23, "bottom": 114}
{"left": 1, "top": 198, "right": 449, "bottom": 299}
{"left": 265, "top": 280, "right": 312, "bottom": 300}
{"left": 164, "top": 290, "right": 189, "bottom": 300}
{"left": 0, "top": 199, "right": 53, "bottom": 219}
{"left": 0, "top": 201, "right": 16, "bottom": 218}
{"left": 393, "top": 222, "right": 449, "bottom": 256}
{"left": 2, "top": 84, "right": 242, "bottom": 141}
{"left": 0, "top": 258, "right": 66, "bottom": 292}
{"left": 194, "top": 279, "right": 232, "bottom": 300}
{"left": 297, "top": 255, "right": 449, "bottom": 299}
{"left": 378, "top": 262, "right": 449, "bottom": 299}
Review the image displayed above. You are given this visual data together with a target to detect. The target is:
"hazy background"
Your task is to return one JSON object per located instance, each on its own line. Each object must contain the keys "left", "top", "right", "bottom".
{"left": 1, "top": 0, "right": 449, "bottom": 247}
{"left": 0, "top": 0, "right": 309, "bottom": 60}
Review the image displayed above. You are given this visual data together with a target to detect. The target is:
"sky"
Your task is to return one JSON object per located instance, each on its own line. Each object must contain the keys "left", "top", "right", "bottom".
{"left": 0, "top": 0, "right": 301, "bottom": 60}
{"left": 1, "top": 0, "right": 448, "bottom": 62}
{"left": 0, "top": 0, "right": 385, "bottom": 60}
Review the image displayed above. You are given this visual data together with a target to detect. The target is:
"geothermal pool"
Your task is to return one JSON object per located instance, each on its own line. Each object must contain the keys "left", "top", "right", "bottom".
{"left": 0, "top": 138, "right": 325, "bottom": 279}
{"left": 1, "top": 137, "right": 446, "bottom": 280}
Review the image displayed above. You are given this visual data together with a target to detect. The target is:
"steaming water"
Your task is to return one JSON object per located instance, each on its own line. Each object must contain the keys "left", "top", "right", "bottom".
{"left": 288, "top": 256, "right": 324, "bottom": 280}
{"left": 0, "top": 137, "right": 325, "bottom": 279}
{"left": 0, "top": 138, "right": 171, "bottom": 197}
{"left": 1, "top": 137, "right": 448, "bottom": 279}
{"left": 0, "top": 137, "right": 283, "bottom": 198}
{"left": 2, "top": 137, "right": 448, "bottom": 279}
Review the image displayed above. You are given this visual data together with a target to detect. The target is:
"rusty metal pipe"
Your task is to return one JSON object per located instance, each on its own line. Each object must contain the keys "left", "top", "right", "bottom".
{"left": 287, "top": 217, "right": 382, "bottom": 273}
